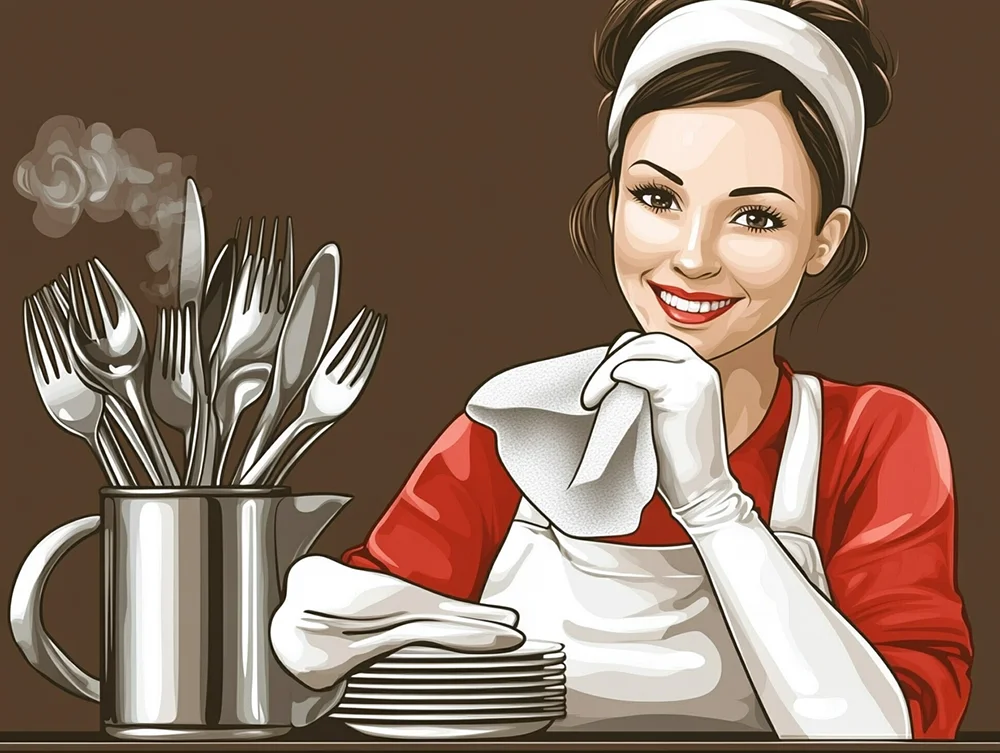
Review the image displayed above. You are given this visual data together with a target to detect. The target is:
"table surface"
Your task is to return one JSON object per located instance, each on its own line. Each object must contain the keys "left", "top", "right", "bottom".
{"left": 0, "top": 726, "right": 996, "bottom": 752}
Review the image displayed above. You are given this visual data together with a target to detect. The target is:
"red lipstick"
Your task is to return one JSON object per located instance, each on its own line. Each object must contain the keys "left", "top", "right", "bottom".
{"left": 648, "top": 282, "right": 740, "bottom": 326}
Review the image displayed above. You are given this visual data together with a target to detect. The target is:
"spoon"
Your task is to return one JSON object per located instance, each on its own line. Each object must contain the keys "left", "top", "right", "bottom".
{"left": 235, "top": 243, "right": 341, "bottom": 481}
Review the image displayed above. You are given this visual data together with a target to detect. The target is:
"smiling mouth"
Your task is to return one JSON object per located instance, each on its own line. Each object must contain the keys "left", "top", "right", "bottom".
{"left": 648, "top": 282, "right": 741, "bottom": 326}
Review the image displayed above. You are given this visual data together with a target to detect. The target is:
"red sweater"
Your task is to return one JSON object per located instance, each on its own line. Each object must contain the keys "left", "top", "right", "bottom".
{"left": 343, "top": 359, "right": 973, "bottom": 739}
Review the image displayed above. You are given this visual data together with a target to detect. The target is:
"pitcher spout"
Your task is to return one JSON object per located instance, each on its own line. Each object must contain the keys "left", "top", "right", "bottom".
{"left": 275, "top": 493, "right": 353, "bottom": 577}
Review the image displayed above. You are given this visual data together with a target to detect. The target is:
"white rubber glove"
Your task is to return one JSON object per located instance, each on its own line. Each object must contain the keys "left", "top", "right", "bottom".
{"left": 271, "top": 556, "right": 526, "bottom": 692}
{"left": 581, "top": 332, "right": 910, "bottom": 739}
{"left": 582, "top": 331, "right": 750, "bottom": 531}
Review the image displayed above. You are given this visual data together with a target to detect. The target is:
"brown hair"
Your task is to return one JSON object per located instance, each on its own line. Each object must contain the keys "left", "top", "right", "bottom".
{"left": 570, "top": 0, "right": 895, "bottom": 316}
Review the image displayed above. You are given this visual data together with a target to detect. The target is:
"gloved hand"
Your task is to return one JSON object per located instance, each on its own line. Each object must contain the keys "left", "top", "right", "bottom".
{"left": 581, "top": 331, "right": 753, "bottom": 531}
{"left": 271, "top": 555, "right": 525, "bottom": 692}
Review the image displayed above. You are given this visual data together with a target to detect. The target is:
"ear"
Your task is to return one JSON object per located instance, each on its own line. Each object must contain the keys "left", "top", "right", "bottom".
{"left": 607, "top": 183, "right": 617, "bottom": 233}
{"left": 806, "top": 207, "right": 852, "bottom": 276}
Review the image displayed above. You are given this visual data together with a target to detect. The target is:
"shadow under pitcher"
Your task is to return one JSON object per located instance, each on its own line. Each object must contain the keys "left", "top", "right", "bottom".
{"left": 9, "top": 486, "right": 351, "bottom": 741}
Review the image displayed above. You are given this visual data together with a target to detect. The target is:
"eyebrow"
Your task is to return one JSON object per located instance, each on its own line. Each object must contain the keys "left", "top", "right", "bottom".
{"left": 729, "top": 186, "right": 797, "bottom": 204}
{"left": 629, "top": 160, "right": 684, "bottom": 186}
{"left": 630, "top": 162, "right": 797, "bottom": 205}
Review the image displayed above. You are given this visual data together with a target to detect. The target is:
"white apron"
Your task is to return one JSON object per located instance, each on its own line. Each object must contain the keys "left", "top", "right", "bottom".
{"left": 481, "top": 373, "right": 829, "bottom": 733}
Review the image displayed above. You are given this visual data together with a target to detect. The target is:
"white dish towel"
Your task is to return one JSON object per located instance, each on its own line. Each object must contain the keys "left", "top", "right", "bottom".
{"left": 466, "top": 345, "right": 659, "bottom": 539}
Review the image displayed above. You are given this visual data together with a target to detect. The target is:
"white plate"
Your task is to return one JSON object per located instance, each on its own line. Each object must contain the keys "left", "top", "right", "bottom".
{"left": 332, "top": 709, "right": 565, "bottom": 722}
{"left": 345, "top": 689, "right": 564, "bottom": 702}
{"left": 337, "top": 701, "right": 566, "bottom": 713}
{"left": 387, "top": 640, "right": 564, "bottom": 661}
{"left": 346, "top": 678, "right": 565, "bottom": 692}
{"left": 351, "top": 666, "right": 566, "bottom": 682}
{"left": 365, "top": 658, "right": 565, "bottom": 671}
{"left": 344, "top": 719, "right": 554, "bottom": 740}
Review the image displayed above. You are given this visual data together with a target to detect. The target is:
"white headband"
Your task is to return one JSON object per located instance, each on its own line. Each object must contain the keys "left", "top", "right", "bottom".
{"left": 606, "top": 0, "right": 865, "bottom": 205}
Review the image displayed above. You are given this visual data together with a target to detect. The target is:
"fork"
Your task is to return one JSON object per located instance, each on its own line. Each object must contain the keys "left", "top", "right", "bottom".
{"left": 210, "top": 216, "right": 293, "bottom": 388}
{"left": 66, "top": 258, "right": 180, "bottom": 486}
{"left": 149, "top": 307, "right": 195, "bottom": 457}
{"left": 24, "top": 291, "right": 135, "bottom": 487}
{"left": 209, "top": 217, "right": 294, "bottom": 480}
{"left": 240, "top": 307, "right": 386, "bottom": 487}
{"left": 213, "top": 362, "right": 271, "bottom": 484}
{"left": 48, "top": 276, "right": 160, "bottom": 486}
{"left": 236, "top": 216, "right": 295, "bottom": 301}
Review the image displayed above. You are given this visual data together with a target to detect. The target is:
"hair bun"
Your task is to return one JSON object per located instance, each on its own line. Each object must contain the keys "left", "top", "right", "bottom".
{"left": 786, "top": 0, "right": 893, "bottom": 125}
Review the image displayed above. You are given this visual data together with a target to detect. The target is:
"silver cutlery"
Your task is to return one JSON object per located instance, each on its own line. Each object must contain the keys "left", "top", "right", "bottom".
{"left": 213, "top": 362, "right": 271, "bottom": 483}
{"left": 242, "top": 308, "right": 386, "bottom": 487}
{"left": 209, "top": 218, "right": 294, "bottom": 481}
{"left": 210, "top": 219, "right": 292, "bottom": 391}
{"left": 150, "top": 307, "right": 196, "bottom": 455}
{"left": 66, "top": 258, "right": 180, "bottom": 486}
{"left": 236, "top": 215, "right": 295, "bottom": 305}
{"left": 47, "top": 277, "right": 159, "bottom": 485}
{"left": 24, "top": 291, "right": 135, "bottom": 487}
{"left": 235, "top": 243, "right": 341, "bottom": 482}
{"left": 177, "top": 178, "right": 213, "bottom": 485}
{"left": 220, "top": 218, "right": 292, "bottom": 372}
{"left": 201, "top": 239, "right": 237, "bottom": 367}
{"left": 23, "top": 191, "right": 388, "bottom": 492}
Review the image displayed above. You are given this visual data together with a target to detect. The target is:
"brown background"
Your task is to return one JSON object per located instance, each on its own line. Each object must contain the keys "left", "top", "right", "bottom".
{"left": 0, "top": 0, "right": 996, "bottom": 736}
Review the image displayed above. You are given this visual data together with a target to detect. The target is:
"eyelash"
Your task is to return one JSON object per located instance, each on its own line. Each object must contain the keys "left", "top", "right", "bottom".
{"left": 733, "top": 204, "right": 787, "bottom": 233}
{"left": 627, "top": 183, "right": 787, "bottom": 233}
{"left": 628, "top": 182, "right": 678, "bottom": 213}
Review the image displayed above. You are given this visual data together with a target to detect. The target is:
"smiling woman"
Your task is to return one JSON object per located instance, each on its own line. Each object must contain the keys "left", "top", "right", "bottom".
{"left": 570, "top": 0, "right": 891, "bottom": 330}
{"left": 613, "top": 95, "right": 841, "bottom": 358}
{"left": 269, "top": 0, "right": 973, "bottom": 743}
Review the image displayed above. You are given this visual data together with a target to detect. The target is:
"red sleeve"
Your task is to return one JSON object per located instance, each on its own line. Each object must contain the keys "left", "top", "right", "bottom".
{"left": 821, "top": 386, "right": 972, "bottom": 740}
{"left": 341, "top": 413, "right": 523, "bottom": 601}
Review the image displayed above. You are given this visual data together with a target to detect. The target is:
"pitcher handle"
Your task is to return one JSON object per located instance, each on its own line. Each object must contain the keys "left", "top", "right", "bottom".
{"left": 9, "top": 516, "right": 101, "bottom": 703}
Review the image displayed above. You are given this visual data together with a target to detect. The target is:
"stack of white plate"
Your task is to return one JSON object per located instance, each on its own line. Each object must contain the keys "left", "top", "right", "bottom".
{"left": 331, "top": 640, "right": 567, "bottom": 740}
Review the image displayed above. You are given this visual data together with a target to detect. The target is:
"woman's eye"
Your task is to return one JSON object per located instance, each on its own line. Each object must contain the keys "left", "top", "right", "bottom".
{"left": 733, "top": 208, "right": 784, "bottom": 232}
{"left": 629, "top": 186, "right": 679, "bottom": 212}
{"left": 642, "top": 192, "right": 676, "bottom": 210}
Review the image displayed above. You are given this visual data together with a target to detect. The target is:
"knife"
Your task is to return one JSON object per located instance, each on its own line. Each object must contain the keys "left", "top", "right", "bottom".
{"left": 177, "top": 177, "right": 214, "bottom": 485}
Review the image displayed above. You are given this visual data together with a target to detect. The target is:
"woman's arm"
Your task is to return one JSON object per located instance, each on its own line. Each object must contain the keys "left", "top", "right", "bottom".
{"left": 342, "top": 413, "right": 524, "bottom": 601}
{"left": 582, "top": 334, "right": 915, "bottom": 739}
{"left": 819, "top": 386, "right": 972, "bottom": 739}
{"left": 689, "top": 498, "right": 913, "bottom": 739}
{"left": 688, "top": 388, "right": 970, "bottom": 740}
{"left": 269, "top": 415, "right": 527, "bottom": 691}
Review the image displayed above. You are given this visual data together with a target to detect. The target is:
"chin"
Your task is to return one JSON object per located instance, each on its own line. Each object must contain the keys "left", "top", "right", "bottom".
{"left": 633, "top": 303, "right": 728, "bottom": 361}
{"left": 639, "top": 316, "right": 720, "bottom": 359}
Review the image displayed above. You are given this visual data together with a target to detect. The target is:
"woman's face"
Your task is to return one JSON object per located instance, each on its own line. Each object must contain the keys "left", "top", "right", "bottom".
{"left": 612, "top": 92, "right": 849, "bottom": 361}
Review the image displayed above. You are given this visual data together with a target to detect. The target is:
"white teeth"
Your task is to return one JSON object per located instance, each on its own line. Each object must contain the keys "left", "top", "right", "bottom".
{"left": 658, "top": 290, "right": 733, "bottom": 316}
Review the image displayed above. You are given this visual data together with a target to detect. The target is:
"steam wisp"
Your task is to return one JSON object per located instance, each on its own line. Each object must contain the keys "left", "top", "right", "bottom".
{"left": 13, "top": 115, "right": 210, "bottom": 303}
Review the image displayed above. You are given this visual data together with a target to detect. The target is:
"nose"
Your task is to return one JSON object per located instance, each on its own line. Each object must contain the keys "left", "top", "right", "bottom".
{"left": 671, "top": 210, "right": 721, "bottom": 280}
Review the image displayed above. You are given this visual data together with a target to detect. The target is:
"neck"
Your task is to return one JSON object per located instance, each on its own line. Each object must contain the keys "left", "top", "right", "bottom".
{"left": 709, "top": 328, "right": 781, "bottom": 452}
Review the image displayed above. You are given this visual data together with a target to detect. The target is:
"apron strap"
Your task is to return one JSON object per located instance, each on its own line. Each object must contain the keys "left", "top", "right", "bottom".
{"left": 768, "top": 373, "right": 824, "bottom": 537}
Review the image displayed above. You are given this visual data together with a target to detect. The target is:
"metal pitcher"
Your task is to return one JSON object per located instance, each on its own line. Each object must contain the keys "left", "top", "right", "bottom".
{"left": 9, "top": 486, "right": 351, "bottom": 741}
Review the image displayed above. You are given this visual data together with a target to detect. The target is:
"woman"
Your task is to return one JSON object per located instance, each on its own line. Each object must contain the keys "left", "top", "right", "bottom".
{"left": 270, "top": 0, "right": 972, "bottom": 740}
